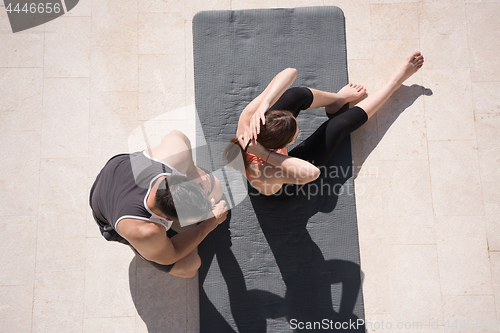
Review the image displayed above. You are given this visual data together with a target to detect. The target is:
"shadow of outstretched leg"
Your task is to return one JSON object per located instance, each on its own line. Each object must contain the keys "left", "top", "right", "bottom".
{"left": 322, "top": 259, "right": 362, "bottom": 317}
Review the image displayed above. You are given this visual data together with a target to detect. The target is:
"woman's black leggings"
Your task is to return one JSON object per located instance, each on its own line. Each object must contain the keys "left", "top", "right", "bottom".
{"left": 268, "top": 87, "right": 368, "bottom": 167}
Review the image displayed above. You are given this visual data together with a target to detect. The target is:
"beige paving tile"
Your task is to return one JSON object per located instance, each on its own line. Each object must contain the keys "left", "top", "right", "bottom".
{"left": 371, "top": 39, "right": 423, "bottom": 89}
{"left": 0, "top": 216, "right": 37, "bottom": 285}
{"left": 428, "top": 141, "right": 483, "bottom": 216}
{"left": 42, "top": 78, "right": 89, "bottom": 158}
{"left": 376, "top": 94, "right": 428, "bottom": 160}
{"left": 475, "top": 113, "right": 500, "bottom": 148}
{"left": 89, "top": 91, "right": 139, "bottom": 177}
{"left": 44, "top": 17, "right": 91, "bottom": 78}
{"left": 231, "top": 0, "right": 279, "bottom": 10}
{"left": 139, "top": 13, "right": 185, "bottom": 55}
{"left": 347, "top": 59, "right": 377, "bottom": 93}
{"left": 84, "top": 238, "right": 137, "bottom": 318}
{"left": 371, "top": 0, "right": 423, "bottom": 2}
{"left": 36, "top": 212, "right": 86, "bottom": 273}
{"left": 39, "top": 158, "right": 89, "bottom": 216}
{"left": 466, "top": 3, "right": 500, "bottom": 82}
{"left": 365, "top": 314, "right": 446, "bottom": 333}
{"left": 0, "top": 17, "right": 44, "bottom": 67}
{"left": 186, "top": 274, "right": 199, "bottom": 331}
{"left": 32, "top": 270, "right": 85, "bottom": 333}
{"left": 389, "top": 245, "right": 442, "bottom": 324}
{"left": 185, "top": 0, "right": 231, "bottom": 20}
{"left": 479, "top": 146, "right": 500, "bottom": 182}
{"left": 91, "top": 0, "right": 138, "bottom": 47}
{"left": 0, "top": 285, "right": 34, "bottom": 333}
{"left": 472, "top": 82, "right": 500, "bottom": 114}
{"left": 86, "top": 199, "right": 104, "bottom": 239}
{"left": 381, "top": 160, "right": 435, "bottom": 245}
{"left": 370, "top": 4, "right": 419, "bottom": 41}
{"left": 355, "top": 172, "right": 388, "bottom": 240}
{"left": 422, "top": 69, "right": 476, "bottom": 141}
{"left": 435, "top": 216, "right": 492, "bottom": 296}
{"left": 83, "top": 317, "right": 135, "bottom": 333}
{"left": 186, "top": 20, "right": 195, "bottom": 106}
{"left": 490, "top": 252, "right": 500, "bottom": 322}
{"left": 0, "top": 131, "right": 41, "bottom": 216}
{"left": 128, "top": 119, "right": 197, "bottom": 155}
{"left": 349, "top": 61, "right": 382, "bottom": 172}
{"left": 476, "top": 113, "right": 500, "bottom": 184}
{"left": 324, "top": 0, "right": 373, "bottom": 61}
{"left": 65, "top": 0, "right": 92, "bottom": 16}
{"left": 466, "top": 0, "right": 500, "bottom": 3}
{"left": 358, "top": 238, "right": 392, "bottom": 314}
{"left": 138, "top": 54, "right": 186, "bottom": 121}
{"left": 364, "top": 314, "right": 394, "bottom": 332}
{"left": 418, "top": 2, "right": 469, "bottom": 70}
{"left": 134, "top": 266, "right": 188, "bottom": 332}
{"left": 351, "top": 115, "right": 382, "bottom": 175}
{"left": 91, "top": 46, "right": 138, "bottom": 92}
{"left": 0, "top": 68, "right": 43, "bottom": 131}
{"left": 482, "top": 182, "right": 500, "bottom": 251}
{"left": 442, "top": 295, "right": 497, "bottom": 333}
{"left": 139, "top": 0, "right": 184, "bottom": 13}
{"left": 275, "top": 0, "right": 324, "bottom": 7}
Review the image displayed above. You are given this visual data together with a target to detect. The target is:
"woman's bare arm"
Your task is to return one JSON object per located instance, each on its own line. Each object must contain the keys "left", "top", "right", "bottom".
{"left": 237, "top": 68, "right": 297, "bottom": 138}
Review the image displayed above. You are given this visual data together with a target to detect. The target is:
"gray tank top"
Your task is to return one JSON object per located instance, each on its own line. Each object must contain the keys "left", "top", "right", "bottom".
{"left": 90, "top": 151, "right": 183, "bottom": 231}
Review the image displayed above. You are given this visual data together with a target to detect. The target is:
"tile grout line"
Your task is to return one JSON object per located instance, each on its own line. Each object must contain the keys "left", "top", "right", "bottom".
{"left": 82, "top": 3, "right": 95, "bottom": 331}
{"left": 30, "top": 16, "right": 47, "bottom": 333}
{"left": 416, "top": 1, "right": 446, "bottom": 326}
{"left": 465, "top": 2, "right": 499, "bottom": 323}
{"left": 185, "top": 16, "right": 189, "bottom": 333}
{"left": 135, "top": 6, "right": 140, "bottom": 332}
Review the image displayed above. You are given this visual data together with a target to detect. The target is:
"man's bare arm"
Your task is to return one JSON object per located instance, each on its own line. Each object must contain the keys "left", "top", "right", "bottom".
{"left": 117, "top": 200, "right": 228, "bottom": 265}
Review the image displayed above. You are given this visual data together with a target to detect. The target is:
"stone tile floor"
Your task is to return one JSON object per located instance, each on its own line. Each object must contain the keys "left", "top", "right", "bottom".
{"left": 0, "top": 0, "right": 499, "bottom": 332}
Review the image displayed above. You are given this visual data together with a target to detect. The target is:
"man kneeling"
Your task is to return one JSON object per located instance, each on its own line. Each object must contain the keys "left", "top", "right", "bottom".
{"left": 89, "top": 130, "right": 227, "bottom": 278}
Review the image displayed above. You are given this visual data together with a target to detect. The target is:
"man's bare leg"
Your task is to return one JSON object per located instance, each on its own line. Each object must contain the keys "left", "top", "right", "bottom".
{"left": 307, "top": 83, "right": 367, "bottom": 114}
{"left": 356, "top": 51, "right": 424, "bottom": 119}
{"left": 169, "top": 250, "right": 201, "bottom": 278}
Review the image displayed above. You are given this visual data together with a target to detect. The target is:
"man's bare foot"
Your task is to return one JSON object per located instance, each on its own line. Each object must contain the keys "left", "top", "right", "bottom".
{"left": 325, "top": 83, "right": 367, "bottom": 114}
{"left": 387, "top": 51, "right": 424, "bottom": 87}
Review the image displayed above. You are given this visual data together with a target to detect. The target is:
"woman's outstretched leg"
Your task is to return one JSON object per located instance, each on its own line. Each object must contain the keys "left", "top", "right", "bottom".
{"left": 307, "top": 83, "right": 366, "bottom": 114}
{"left": 289, "top": 51, "right": 425, "bottom": 166}
{"left": 357, "top": 51, "right": 424, "bottom": 119}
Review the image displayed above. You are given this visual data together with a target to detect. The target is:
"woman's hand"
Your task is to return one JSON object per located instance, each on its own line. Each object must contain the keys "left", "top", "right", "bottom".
{"left": 248, "top": 102, "right": 269, "bottom": 140}
{"left": 237, "top": 127, "right": 267, "bottom": 156}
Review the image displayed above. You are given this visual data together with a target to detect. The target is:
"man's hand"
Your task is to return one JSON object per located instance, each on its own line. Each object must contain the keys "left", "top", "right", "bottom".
{"left": 205, "top": 199, "right": 228, "bottom": 228}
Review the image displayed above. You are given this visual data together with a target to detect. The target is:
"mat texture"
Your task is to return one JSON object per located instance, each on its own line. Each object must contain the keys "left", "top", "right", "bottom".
{"left": 194, "top": 7, "right": 365, "bottom": 332}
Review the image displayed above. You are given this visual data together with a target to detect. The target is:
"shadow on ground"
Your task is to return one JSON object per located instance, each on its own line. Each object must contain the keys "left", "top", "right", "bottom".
{"left": 352, "top": 84, "right": 433, "bottom": 178}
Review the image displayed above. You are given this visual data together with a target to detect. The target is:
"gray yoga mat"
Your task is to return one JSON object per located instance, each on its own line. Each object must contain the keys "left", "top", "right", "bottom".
{"left": 194, "top": 7, "right": 365, "bottom": 332}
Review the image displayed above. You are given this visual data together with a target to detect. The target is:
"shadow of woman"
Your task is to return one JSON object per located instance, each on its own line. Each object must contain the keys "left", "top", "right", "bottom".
{"left": 198, "top": 134, "right": 365, "bottom": 332}
{"left": 247, "top": 142, "right": 364, "bottom": 332}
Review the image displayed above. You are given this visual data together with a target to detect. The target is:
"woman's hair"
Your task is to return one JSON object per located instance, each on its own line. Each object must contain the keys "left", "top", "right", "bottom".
{"left": 224, "top": 110, "right": 297, "bottom": 165}
{"left": 155, "top": 175, "right": 211, "bottom": 221}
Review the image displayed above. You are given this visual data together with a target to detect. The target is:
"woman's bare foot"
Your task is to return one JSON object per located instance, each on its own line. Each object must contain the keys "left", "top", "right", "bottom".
{"left": 325, "top": 83, "right": 367, "bottom": 114}
{"left": 387, "top": 51, "right": 424, "bottom": 88}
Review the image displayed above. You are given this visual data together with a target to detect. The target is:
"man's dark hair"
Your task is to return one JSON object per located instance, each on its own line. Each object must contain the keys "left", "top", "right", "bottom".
{"left": 155, "top": 175, "right": 211, "bottom": 221}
